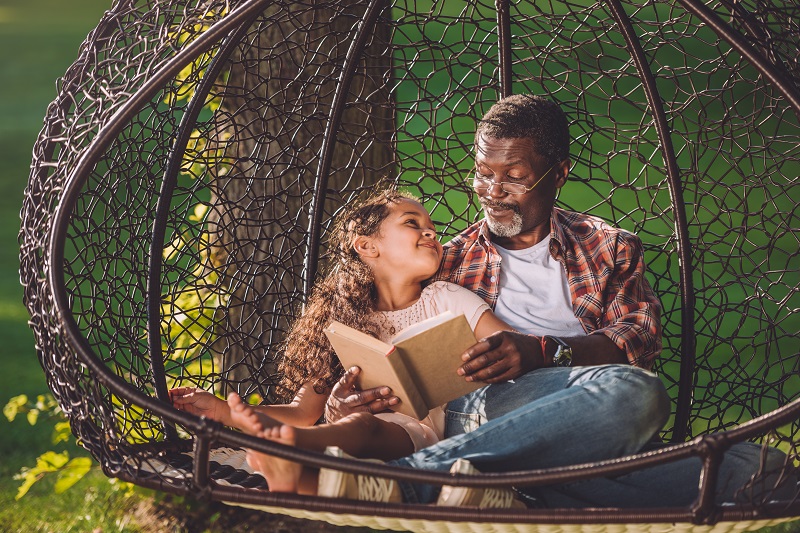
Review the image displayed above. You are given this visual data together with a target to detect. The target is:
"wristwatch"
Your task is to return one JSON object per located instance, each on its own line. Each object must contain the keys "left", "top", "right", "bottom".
{"left": 544, "top": 335, "right": 573, "bottom": 367}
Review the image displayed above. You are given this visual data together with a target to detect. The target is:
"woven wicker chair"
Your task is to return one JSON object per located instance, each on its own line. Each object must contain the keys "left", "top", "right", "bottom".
{"left": 20, "top": 0, "right": 800, "bottom": 531}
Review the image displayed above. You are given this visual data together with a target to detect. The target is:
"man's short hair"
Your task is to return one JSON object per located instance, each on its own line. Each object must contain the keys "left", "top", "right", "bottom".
{"left": 475, "top": 94, "right": 570, "bottom": 164}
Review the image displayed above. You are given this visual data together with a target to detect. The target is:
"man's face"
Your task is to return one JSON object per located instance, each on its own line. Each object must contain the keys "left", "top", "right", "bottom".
{"left": 473, "top": 134, "right": 568, "bottom": 242}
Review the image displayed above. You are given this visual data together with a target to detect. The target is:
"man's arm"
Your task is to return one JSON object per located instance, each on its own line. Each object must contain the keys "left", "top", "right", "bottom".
{"left": 459, "top": 230, "right": 661, "bottom": 381}
{"left": 589, "top": 230, "right": 662, "bottom": 368}
{"left": 457, "top": 330, "right": 626, "bottom": 383}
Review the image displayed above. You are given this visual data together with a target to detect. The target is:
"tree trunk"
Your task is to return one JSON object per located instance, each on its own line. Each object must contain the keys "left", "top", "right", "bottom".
{"left": 206, "top": 1, "right": 394, "bottom": 400}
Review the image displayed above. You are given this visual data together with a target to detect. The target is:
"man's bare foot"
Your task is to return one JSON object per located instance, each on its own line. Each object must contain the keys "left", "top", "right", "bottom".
{"left": 227, "top": 392, "right": 279, "bottom": 434}
{"left": 245, "top": 425, "right": 309, "bottom": 493}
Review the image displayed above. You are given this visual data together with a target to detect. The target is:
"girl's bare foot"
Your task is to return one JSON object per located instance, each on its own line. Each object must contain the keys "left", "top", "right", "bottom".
{"left": 245, "top": 425, "right": 310, "bottom": 493}
{"left": 227, "top": 392, "right": 279, "bottom": 434}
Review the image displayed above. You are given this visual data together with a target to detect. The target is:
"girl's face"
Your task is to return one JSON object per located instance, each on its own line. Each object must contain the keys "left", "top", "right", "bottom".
{"left": 362, "top": 198, "right": 443, "bottom": 283}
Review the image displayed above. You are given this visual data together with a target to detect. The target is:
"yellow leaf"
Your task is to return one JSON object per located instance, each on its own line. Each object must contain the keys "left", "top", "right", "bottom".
{"left": 189, "top": 203, "right": 209, "bottom": 222}
{"left": 35, "top": 395, "right": 47, "bottom": 410}
{"left": 3, "top": 395, "right": 28, "bottom": 422}
{"left": 54, "top": 457, "right": 93, "bottom": 493}
{"left": 52, "top": 421, "right": 73, "bottom": 444}
{"left": 37, "top": 451, "right": 70, "bottom": 470}
{"left": 15, "top": 451, "right": 70, "bottom": 499}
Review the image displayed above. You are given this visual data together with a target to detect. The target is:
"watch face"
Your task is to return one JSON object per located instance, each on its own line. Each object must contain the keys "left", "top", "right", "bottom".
{"left": 545, "top": 336, "right": 572, "bottom": 367}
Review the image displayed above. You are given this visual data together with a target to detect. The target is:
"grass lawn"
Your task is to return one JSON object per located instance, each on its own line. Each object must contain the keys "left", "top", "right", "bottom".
{"left": 0, "top": 0, "right": 797, "bottom": 532}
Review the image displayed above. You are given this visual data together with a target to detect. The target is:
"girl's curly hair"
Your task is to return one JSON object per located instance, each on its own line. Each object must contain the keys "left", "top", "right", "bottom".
{"left": 276, "top": 185, "right": 417, "bottom": 401}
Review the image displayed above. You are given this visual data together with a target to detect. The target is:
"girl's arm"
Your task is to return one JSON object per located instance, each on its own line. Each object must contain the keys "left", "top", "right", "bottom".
{"left": 253, "top": 383, "right": 328, "bottom": 427}
{"left": 473, "top": 309, "right": 514, "bottom": 340}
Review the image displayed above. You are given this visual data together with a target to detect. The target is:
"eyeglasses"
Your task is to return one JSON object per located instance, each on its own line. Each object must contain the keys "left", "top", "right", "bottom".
{"left": 471, "top": 162, "right": 558, "bottom": 195}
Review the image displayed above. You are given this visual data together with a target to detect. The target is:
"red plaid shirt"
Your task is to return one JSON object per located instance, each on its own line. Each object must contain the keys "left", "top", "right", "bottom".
{"left": 433, "top": 208, "right": 662, "bottom": 369}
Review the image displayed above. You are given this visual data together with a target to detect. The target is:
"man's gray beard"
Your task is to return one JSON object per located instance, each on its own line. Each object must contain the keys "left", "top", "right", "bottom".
{"left": 484, "top": 210, "right": 523, "bottom": 237}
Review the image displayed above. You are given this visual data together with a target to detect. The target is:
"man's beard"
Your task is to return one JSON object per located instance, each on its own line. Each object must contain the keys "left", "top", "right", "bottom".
{"left": 481, "top": 200, "right": 523, "bottom": 237}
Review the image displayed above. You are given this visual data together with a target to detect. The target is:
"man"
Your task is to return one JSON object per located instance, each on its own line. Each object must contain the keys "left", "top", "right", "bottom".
{"left": 325, "top": 95, "right": 787, "bottom": 507}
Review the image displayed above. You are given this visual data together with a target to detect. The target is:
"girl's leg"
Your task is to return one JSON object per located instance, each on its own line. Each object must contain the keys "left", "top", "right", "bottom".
{"left": 224, "top": 395, "right": 311, "bottom": 493}
{"left": 228, "top": 394, "right": 414, "bottom": 495}
{"left": 228, "top": 393, "right": 414, "bottom": 460}
{"left": 245, "top": 425, "right": 320, "bottom": 495}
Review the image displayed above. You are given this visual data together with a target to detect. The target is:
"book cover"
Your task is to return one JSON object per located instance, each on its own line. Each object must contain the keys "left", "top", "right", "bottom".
{"left": 323, "top": 312, "right": 481, "bottom": 420}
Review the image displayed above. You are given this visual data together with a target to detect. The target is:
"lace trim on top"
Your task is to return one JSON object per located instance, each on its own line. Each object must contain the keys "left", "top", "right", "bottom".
{"left": 370, "top": 299, "right": 428, "bottom": 342}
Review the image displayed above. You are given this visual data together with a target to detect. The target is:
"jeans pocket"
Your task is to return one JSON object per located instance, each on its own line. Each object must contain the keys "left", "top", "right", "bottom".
{"left": 444, "top": 409, "right": 482, "bottom": 437}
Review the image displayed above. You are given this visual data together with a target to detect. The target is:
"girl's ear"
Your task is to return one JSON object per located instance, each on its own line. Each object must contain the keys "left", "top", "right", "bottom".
{"left": 352, "top": 235, "right": 379, "bottom": 258}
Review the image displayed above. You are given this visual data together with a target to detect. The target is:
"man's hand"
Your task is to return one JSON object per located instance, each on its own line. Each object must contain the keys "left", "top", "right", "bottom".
{"left": 324, "top": 366, "right": 400, "bottom": 423}
{"left": 457, "top": 331, "right": 545, "bottom": 383}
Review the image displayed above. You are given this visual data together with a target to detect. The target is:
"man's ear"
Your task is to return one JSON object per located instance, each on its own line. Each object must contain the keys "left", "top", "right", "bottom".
{"left": 553, "top": 158, "right": 570, "bottom": 189}
{"left": 352, "top": 235, "right": 378, "bottom": 259}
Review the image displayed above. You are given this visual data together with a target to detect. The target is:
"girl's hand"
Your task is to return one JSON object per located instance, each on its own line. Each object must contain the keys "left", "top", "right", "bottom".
{"left": 169, "top": 387, "right": 230, "bottom": 425}
{"left": 324, "top": 367, "right": 400, "bottom": 423}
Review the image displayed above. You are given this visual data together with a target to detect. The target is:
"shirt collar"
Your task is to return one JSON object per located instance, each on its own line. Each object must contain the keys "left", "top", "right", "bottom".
{"left": 477, "top": 219, "right": 493, "bottom": 246}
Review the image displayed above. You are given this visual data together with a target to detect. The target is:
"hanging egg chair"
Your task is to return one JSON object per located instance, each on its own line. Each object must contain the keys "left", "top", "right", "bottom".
{"left": 19, "top": 0, "right": 800, "bottom": 531}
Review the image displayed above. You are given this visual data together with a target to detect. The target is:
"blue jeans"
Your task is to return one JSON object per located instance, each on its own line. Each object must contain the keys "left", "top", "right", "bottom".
{"left": 389, "top": 364, "right": 793, "bottom": 506}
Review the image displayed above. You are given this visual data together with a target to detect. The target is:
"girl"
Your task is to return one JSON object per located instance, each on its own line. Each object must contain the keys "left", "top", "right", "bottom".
{"left": 170, "top": 188, "right": 519, "bottom": 505}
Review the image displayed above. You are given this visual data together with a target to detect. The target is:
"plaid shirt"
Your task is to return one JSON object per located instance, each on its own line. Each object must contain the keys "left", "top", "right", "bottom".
{"left": 433, "top": 207, "right": 662, "bottom": 369}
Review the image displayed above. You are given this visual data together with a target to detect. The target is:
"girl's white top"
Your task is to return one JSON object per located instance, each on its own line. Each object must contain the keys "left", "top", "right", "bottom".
{"left": 368, "top": 281, "right": 490, "bottom": 450}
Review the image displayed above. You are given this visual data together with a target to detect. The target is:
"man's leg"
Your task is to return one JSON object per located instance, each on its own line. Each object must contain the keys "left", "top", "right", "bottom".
{"left": 532, "top": 441, "right": 798, "bottom": 508}
{"left": 390, "top": 364, "right": 670, "bottom": 503}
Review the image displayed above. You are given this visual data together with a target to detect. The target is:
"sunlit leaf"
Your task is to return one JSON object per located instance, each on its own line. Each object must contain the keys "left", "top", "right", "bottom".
{"left": 52, "top": 421, "right": 73, "bottom": 444}
{"left": 3, "top": 394, "right": 28, "bottom": 422}
{"left": 37, "top": 451, "right": 70, "bottom": 470}
{"left": 189, "top": 203, "right": 209, "bottom": 222}
{"left": 35, "top": 395, "right": 48, "bottom": 410}
{"left": 54, "top": 457, "right": 93, "bottom": 493}
{"left": 14, "top": 451, "right": 70, "bottom": 500}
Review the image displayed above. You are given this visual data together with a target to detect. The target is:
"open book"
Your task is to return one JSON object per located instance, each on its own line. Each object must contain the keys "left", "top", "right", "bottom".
{"left": 323, "top": 311, "right": 482, "bottom": 420}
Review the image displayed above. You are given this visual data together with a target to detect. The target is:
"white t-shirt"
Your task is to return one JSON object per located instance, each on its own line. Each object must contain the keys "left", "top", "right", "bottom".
{"left": 493, "top": 237, "right": 585, "bottom": 338}
{"left": 368, "top": 281, "right": 490, "bottom": 450}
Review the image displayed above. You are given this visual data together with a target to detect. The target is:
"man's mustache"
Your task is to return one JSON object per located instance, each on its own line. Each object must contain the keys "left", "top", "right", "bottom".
{"left": 480, "top": 199, "right": 520, "bottom": 214}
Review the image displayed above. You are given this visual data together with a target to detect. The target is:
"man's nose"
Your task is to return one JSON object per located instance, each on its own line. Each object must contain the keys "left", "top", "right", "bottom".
{"left": 485, "top": 180, "right": 509, "bottom": 197}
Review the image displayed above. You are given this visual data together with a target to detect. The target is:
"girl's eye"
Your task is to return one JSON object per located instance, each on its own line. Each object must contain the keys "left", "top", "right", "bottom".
{"left": 405, "top": 219, "right": 419, "bottom": 227}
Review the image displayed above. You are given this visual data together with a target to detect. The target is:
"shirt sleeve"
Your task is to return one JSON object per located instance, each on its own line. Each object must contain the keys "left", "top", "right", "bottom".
{"left": 427, "top": 281, "right": 491, "bottom": 332}
{"left": 592, "top": 231, "right": 663, "bottom": 369}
